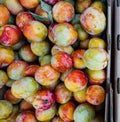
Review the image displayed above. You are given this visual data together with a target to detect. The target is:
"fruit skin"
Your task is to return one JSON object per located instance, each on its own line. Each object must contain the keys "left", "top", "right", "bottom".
{"left": 55, "top": 83, "right": 72, "bottom": 104}
{"left": 73, "top": 87, "right": 87, "bottom": 103}
{"left": 16, "top": 12, "right": 34, "bottom": 31}
{"left": 0, "top": 70, "right": 8, "bottom": 88}
{"left": 86, "top": 69, "right": 106, "bottom": 85}
{"left": 51, "top": 45, "right": 74, "bottom": 55}
{"left": 35, "top": 104, "right": 57, "bottom": 121}
{"left": 86, "top": 85, "right": 105, "bottom": 105}
{"left": 48, "top": 23, "right": 78, "bottom": 46}
{"left": 0, "top": 4, "right": 10, "bottom": 26}
{"left": 83, "top": 48, "right": 108, "bottom": 70}
{"left": 72, "top": 49, "right": 86, "bottom": 69}
{"left": 40, "top": 55, "right": 52, "bottom": 66}
{"left": 12, "top": 38, "right": 26, "bottom": 50}
{"left": 35, "top": 64, "right": 60, "bottom": 87}
{"left": 51, "top": 52, "right": 73, "bottom": 73}
{"left": 7, "top": 60, "right": 28, "bottom": 80}
{"left": 79, "top": 39, "right": 89, "bottom": 49}
{"left": 32, "top": 89, "right": 55, "bottom": 110}
{"left": 0, "top": 100, "right": 13, "bottom": 119}
{"left": 80, "top": 7, "right": 106, "bottom": 35}
{"left": 31, "top": 41, "right": 51, "bottom": 57}
{"left": 60, "top": 68, "right": 73, "bottom": 81}
{"left": 19, "top": 0, "right": 39, "bottom": 9}
{"left": 0, "top": 45, "right": 15, "bottom": 68}
{"left": 52, "top": 116, "right": 64, "bottom": 122}
{"left": 23, "top": 20, "right": 48, "bottom": 42}
{"left": 3, "top": 0, "right": 24, "bottom": 15}
{"left": 65, "top": 70, "right": 88, "bottom": 92}
{"left": 73, "top": 103, "right": 95, "bottom": 122}
{"left": 44, "top": 0, "right": 60, "bottom": 5}
{"left": 19, "top": 44, "right": 37, "bottom": 62}
{"left": 88, "top": 37, "right": 106, "bottom": 49}
{"left": 20, "top": 100, "right": 34, "bottom": 111}
{"left": 4, "top": 89, "right": 21, "bottom": 104}
{"left": 58, "top": 101, "right": 76, "bottom": 122}
{"left": 11, "top": 77, "right": 39, "bottom": 99}
{"left": 0, "top": 25, "right": 21, "bottom": 46}
{"left": 91, "top": 0, "right": 106, "bottom": 13}
{"left": 35, "top": 5, "right": 50, "bottom": 24}
{"left": 6, "top": 105, "right": 19, "bottom": 121}
{"left": 75, "top": 0, "right": 91, "bottom": 13}
{"left": 0, "top": 120, "right": 10, "bottom": 122}
{"left": 24, "top": 65, "right": 39, "bottom": 77}
{"left": 52, "top": 1, "right": 74, "bottom": 23}
{"left": 16, "top": 111, "right": 37, "bottom": 122}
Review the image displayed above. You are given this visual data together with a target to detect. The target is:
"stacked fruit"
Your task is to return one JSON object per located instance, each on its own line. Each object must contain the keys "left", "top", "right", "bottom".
{"left": 0, "top": 0, "right": 108, "bottom": 122}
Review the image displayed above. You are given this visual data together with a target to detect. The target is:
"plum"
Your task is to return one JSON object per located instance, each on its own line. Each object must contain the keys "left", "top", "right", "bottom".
{"left": 16, "top": 12, "right": 34, "bottom": 31}
{"left": 86, "top": 85, "right": 105, "bottom": 105}
{"left": 4, "top": 89, "right": 21, "bottom": 104}
{"left": 11, "top": 77, "right": 39, "bottom": 98}
{"left": 51, "top": 52, "right": 73, "bottom": 72}
{"left": 58, "top": 101, "right": 76, "bottom": 122}
{"left": 55, "top": 83, "right": 72, "bottom": 104}
{"left": 86, "top": 69, "right": 106, "bottom": 85}
{"left": 0, "top": 25, "right": 21, "bottom": 46}
{"left": 24, "top": 65, "right": 39, "bottom": 77}
{"left": 91, "top": 1, "right": 106, "bottom": 13}
{"left": 20, "top": 100, "right": 34, "bottom": 111}
{"left": 7, "top": 60, "right": 28, "bottom": 80}
{"left": 19, "top": 0, "right": 39, "bottom": 9}
{"left": 40, "top": 55, "right": 52, "bottom": 66}
{"left": 75, "top": 0, "right": 91, "bottom": 13}
{"left": 60, "top": 68, "right": 73, "bottom": 81}
{"left": 31, "top": 41, "right": 50, "bottom": 56}
{"left": 64, "top": 70, "right": 88, "bottom": 92}
{"left": 44, "top": 0, "right": 59, "bottom": 5}
{"left": 12, "top": 38, "right": 26, "bottom": 50}
{"left": 35, "top": 104, "right": 57, "bottom": 121}
{"left": 32, "top": 89, "right": 55, "bottom": 110}
{"left": 23, "top": 20, "right": 47, "bottom": 42}
{"left": 73, "top": 87, "right": 87, "bottom": 103}
{"left": 88, "top": 37, "right": 106, "bottom": 49}
{"left": 0, "top": 70, "right": 8, "bottom": 88}
{"left": 79, "top": 39, "right": 89, "bottom": 49}
{"left": 80, "top": 7, "right": 106, "bottom": 35}
{"left": 74, "top": 103, "right": 95, "bottom": 122}
{"left": 6, "top": 105, "right": 19, "bottom": 121}
{"left": 19, "top": 44, "right": 37, "bottom": 62}
{"left": 83, "top": 48, "right": 108, "bottom": 70}
{"left": 0, "top": 100, "right": 13, "bottom": 119}
{"left": 51, "top": 45, "right": 74, "bottom": 55}
{"left": 48, "top": 23, "right": 78, "bottom": 46}
{"left": 16, "top": 111, "right": 37, "bottom": 122}
{"left": 52, "top": 116, "right": 64, "bottom": 122}
{"left": 52, "top": 1, "right": 74, "bottom": 23}
{"left": 0, "top": 4, "right": 10, "bottom": 26}
{"left": 72, "top": 49, "right": 86, "bottom": 69}
{"left": 35, "top": 64, "right": 60, "bottom": 87}
{"left": 0, "top": 45, "right": 15, "bottom": 68}
{"left": 3, "top": 0, "right": 23, "bottom": 15}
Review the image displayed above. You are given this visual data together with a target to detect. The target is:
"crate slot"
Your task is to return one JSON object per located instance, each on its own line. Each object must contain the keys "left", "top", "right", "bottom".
{"left": 117, "top": 78, "right": 120, "bottom": 94}
{"left": 117, "top": 35, "right": 120, "bottom": 50}
{"left": 117, "top": 0, "right": 120, "bottom": 6}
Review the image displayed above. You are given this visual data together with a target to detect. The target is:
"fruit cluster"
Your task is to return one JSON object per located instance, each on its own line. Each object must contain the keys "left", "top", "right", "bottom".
{"left": 0, "top": 0, "right": 108, "bottom": 122}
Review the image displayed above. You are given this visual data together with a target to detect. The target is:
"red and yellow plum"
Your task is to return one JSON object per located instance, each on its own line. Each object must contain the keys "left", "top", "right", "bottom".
{"left": 65, "top": 70, "right": 88, "bottom": 92}
{"left": 51, "top": 52, "right": 73, "bottom": 73}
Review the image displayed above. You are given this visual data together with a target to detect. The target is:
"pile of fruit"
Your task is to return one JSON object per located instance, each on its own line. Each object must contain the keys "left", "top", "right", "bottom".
{"left": 0, "top": 0, "right": 108, "bottom": 122}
